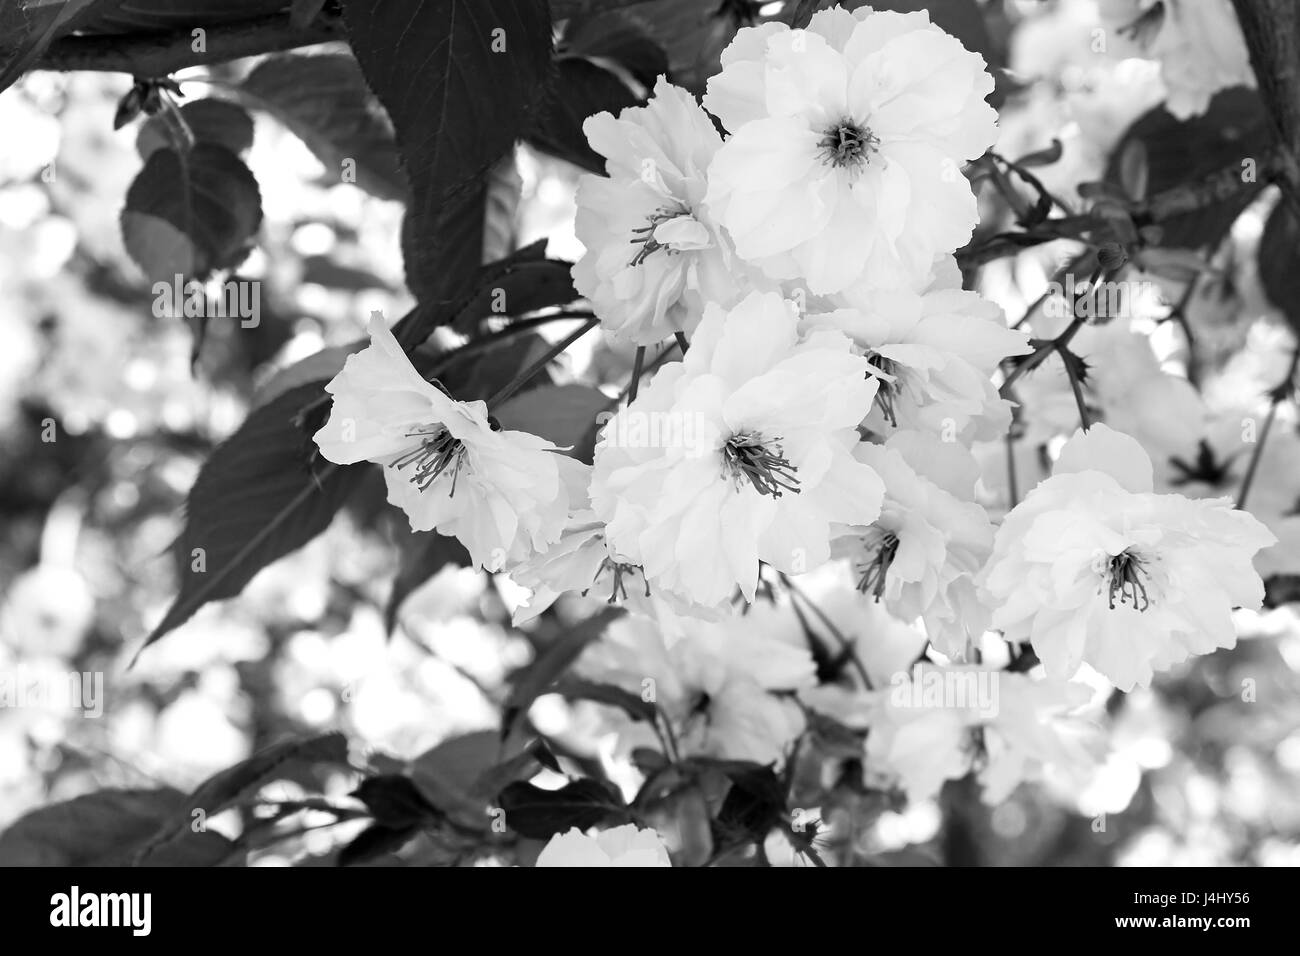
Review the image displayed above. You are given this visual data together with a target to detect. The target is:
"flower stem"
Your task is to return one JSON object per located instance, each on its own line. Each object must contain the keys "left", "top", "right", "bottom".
{"left": 486, "top": 318, "right": 599, "bottom": 410}
{"left": 628, "top": 345, "right": 646, "bottom": 405}
{"left": 674, "top": 331, "right": 690, "bottom": 354}
{"left": 1058, "top": 344, "right": 1092, "bottom": 431}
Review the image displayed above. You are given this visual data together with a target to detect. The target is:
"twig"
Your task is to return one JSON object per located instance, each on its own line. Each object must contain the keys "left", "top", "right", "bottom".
{"left": 36, "top": 13, "right": 342, "bottom": 76}
{"left": 1236, "top": 343, "right": 1300, "bottom": 510}
{"left": 486, "top": 318, "right": 599, "bottom": 409}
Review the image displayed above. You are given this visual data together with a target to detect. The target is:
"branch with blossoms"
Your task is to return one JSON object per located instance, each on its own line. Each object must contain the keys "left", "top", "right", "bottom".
{"left": 16, "top": 0, "right": 1291, "bottom": 869}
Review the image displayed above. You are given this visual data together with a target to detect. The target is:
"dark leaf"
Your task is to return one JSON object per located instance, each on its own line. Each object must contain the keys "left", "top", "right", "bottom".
{"left": 0, "top": 788, "right": 236, "bottom": 867}
{"left": 712, "top": 763, "right": 785, "bottom": 846}
{"left": 338, "top": 823, "right": 419, "bottom": 866}
{"left": 562, "top": 12, "right": 669, "bottom": 89}
{"left": 142, "top": 385, "right": 369, "bottom": 650}
{"left": 0, "top": 0, "right": 101, "bottom": 95}
{"left": 137, "top": 98, "right": 256, "bottom": 159}
{"left": 341, "top": 0, "right": 553, "bottom": 301}
{"left": 527, "top": 57, "right": 641, "bottom": 173}
{"left": 239, "top": 52, "right": 408, "bottom": 202}
{"left": 1107, "top": 87, "right": 1270, "bottom": 249}
{"left": 352, "top": 774, "right": 443, "bottom": 828}
{"left": 121, "top": 143, "right": 263, "bottom": 282}
{"left": 493, "top": 383, "right": 612, "bottom": 461}
{"left": 1258, "top": 202, "right": 1300, "bottom": 335}
{"left": 497, "top": 778, "right": 627, "bottom": 838}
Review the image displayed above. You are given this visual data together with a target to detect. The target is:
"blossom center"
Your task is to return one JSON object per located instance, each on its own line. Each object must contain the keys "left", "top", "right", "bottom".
{"left": 721, "top": 431, "right": 800, "bottom": 497}
{"left": 628, "top": 205, "right": 689, "bottom": 267}
{"left": 818, "top": 121, "right": 880, "bottom": 170}
{"left": 1105, "top": 550, "right": 1151, "bottom": 612}
{"left": 391, "top": 424, "right": 468, "bottom": 496}
{"left": 867, "top": 352, "right": 901, "bottom": 427}
{"left": 856, "top": 530, "right": 899, "bottom": 601}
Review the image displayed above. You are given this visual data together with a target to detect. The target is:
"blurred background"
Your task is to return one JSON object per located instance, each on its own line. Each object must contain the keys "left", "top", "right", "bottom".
{"left": 1, "top": 0, "right": 1298, "bottom": 866}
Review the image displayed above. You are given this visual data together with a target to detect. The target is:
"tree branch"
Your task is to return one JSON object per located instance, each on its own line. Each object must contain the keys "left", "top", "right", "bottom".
{"left": 1231, "top": 0, "right": 1300, "bottom": 217}
{"left": 35, "top": 13, "right": 342, "bottom": 76}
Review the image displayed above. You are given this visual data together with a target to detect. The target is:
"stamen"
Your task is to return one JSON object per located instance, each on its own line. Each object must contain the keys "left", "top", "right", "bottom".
{"left": 629, "top": 205, "right": 689, "bottom": 267}
{"left": 1105, "top": 551, "right": 1151, "bottom": 612}
{"left": 583, "top": 557, "right": 652, "bottom": 605}
{"left": 818, "top": 121, "right": 880, "bottom": 170}
{"left": 867, "top": 352, "right": 900, "bottom": 427}
{"left": 390, "top": 424, "right": 468, "bottom": 496}
{"left": 722, "top": 431, "right": 801, "bottom": 497}
{"left": 856, "top": 531, "right": 899, "bottom": 601}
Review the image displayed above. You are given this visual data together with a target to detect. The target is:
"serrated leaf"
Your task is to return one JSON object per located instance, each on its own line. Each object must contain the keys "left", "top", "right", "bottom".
{"left": 239, "top": 52, "right": 408, "bottom": 202}
{"left": 142, "top": 385, "right": 369, "bottom": 650}
{"left": 340, "top": 0, "right": 553, "bottom": 301}
{"left": 410, "top": 731, "right": 532, "bottom": 828}
{"left": 121, "top": 143, "right": 263, "bottom": 282}
{"left": 137, "top": 99, "right": 256, "bottom": 159}
{"left": 527, "top": 57, "right": 642, "bottom": 173}
{"left": 497, "top": 778, "right": 627, "bottom": 838}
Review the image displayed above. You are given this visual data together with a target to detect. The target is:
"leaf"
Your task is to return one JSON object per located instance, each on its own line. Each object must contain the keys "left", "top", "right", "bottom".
{"left": 0, "top": 0, "right": 102, "bottom": 95}
{"left": 482, "top": 156, "right": 523, "bottom": 264}
{"left": 562, "top": 12, "right": 668, "bottom": 89}
{"left": 351, "top": 774, "right": 443, "bottom": 828}
{"left": 338, "top": 823, "right": 419, "bottom": 866}
{"left": 137, "top": 99, "right": 256, "bottom": 159}
{"left": 182, "top": 733, "right": 350, "bottom": 820}
{"left": 527, "top": 57, "right": 641, "bottom": 173}
{"left": 1258, "top": 202, "right": 1300, "bottom": 334}
{"left": 566, "top": 0, "right": 741, "bottom": 95}
{"left": 1107, "top": 87, "right": 1270, "bottom": 249}
{"left": 142, "top": 385, "right": 369, "bottom": 650}
{"left": 121, "top": 143, "right": 263, "bottom": 282}
{"left": 384, "top": 530, "right": 470, "bottom": 633}
{"left": 502, "top": 606, "right": 626, "bottom": 738}
{"left": 71, "top": 0, "right": 287, "bottom": 32}
{"left": 239, "top": 52, "right": 408, "bottom": 202}
{"left": 0, "top": 788, "right": 235, "bottom": 867}
{"left": 497, "top": 779, "right": 627, "bottom": 838}
{"left": 251, "top": 341, "right": 365, "bottom": 409}
{"left": 493, "top": 384, "right": 612, "bottom": 460}
{"left": 711, "top": 764, "right": 785, "bottom": 847}
{"left": 341, "top": 0, "right": 553, "bottom": 302}
{"left": 410, "top": 731, "right": 531, "bottom": 828}
{"left": 548, "top": 677, "right": 656, "bottom": 723}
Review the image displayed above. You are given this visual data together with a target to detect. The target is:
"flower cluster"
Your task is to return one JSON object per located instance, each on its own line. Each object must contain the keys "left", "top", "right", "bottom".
{"left": 311, "top": 4, "right": 1281, "bottom": 857}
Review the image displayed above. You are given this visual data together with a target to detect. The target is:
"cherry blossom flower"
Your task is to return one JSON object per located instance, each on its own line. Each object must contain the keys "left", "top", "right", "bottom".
{"left": 978, "top": 424, "right": 1276, "bottom": 691}
{"left": 590, "top": 290, "right": 884, "bottom": 608}
{"left": 1099, "top": 0, "right": 1254, "bottom": 120}
{"left": 535, "top": 824, "right": 671, "bottom": 867}
{"left": 864, "top": 663, "right": 1101, "bottom": 803}
{"left": 834, "top": 432, "right": 994, "bottom": 659}
{"left": 573, "top": 77, "right": 757, "bottom": 345}
{"left": 577, "top": 611, "right": 816, "bottom": 765}
{"left": 313, "top": 314, "right": 575, "bottom": 571}
{"left": 803, "top": 272, "right": 1031, "bottom": 442}
{"left": 703, "top": 6, "right": 999, "bottom": 294}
